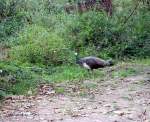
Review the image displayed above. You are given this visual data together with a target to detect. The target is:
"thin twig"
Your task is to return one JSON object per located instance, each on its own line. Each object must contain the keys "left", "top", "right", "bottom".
{"left": 123, "top": 2, "right": 140, "bottom": 25}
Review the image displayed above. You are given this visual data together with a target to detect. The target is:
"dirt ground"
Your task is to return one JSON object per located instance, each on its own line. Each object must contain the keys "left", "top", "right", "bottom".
{"left": 0, "top": 66, "right": 150, "bottom": 122}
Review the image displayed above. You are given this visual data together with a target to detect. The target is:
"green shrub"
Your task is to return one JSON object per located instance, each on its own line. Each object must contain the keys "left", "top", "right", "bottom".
{"left": 0, "top": 90, "right": 6, "bottom": 100}
{"left": 1, "top": 0, "right": 150, "bottom": 59}
{"left": 0, "top": 0, "right": 26, "bottom": 37}
{"left": 65, "top": 7, "right": 150, "bottom": 59}
{"left": 65, "top": 11, "right": 120, "bottom": 58}
{"left": 0, "top": 61, "right": 39, "bottom": 95}
{"left": 0, "top": 0, "right": 60, "bottom": 46}
{"left": 10, "top": 25, "right": 74, "bottom": 66}
{"left": 122, "top": 7, "right": 150, "bottom": 58}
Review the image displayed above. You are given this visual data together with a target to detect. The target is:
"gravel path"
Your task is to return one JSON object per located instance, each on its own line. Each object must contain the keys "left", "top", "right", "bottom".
{"left": 0, "top": 71, "right": 150, "bottom": 122}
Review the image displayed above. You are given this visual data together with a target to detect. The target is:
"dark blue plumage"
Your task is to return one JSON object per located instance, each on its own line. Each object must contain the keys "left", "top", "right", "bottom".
{"left": 75, "top": 53, "right": 113, "bottom": 70}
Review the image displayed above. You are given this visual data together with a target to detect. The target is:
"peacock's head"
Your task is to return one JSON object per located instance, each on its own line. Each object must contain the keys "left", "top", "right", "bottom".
{"left": 74, "top": 52, "right": 78, "bottom": 56}
{"left": 106, "top": 59, "right": 114, "bottom": 66}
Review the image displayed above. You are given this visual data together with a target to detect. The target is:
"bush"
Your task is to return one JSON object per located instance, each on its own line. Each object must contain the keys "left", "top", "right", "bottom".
{"left": 10, "top": 25, "right": 74, "bottom": 66}
{"left": 0, "top": 0, "right": 61, "bottom": 46}
{"left": 66, "top": 8, "right": 150, "bottom": 59}
{"left": 0, "top": 61, "right": 39, "bottom": 95}
{"left": 122, "top": 7, "right": 150, "bottom": 58}
{"left": 65, "top": 11, "right": 121, "bottom": 58}
{"left": 0, "top": 0, "right": 26, "bottom": 45}
{"left": 1, "top": 0, "right": 150, "bottom": 59}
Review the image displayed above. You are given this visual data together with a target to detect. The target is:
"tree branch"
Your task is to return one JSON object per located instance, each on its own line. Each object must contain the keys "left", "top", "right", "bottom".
{"left": 123, "top": 2, "right": 140, "bottom": 25}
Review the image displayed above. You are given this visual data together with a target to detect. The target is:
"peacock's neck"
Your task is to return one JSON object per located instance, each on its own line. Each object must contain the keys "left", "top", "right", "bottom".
{"left": 105, "top": 61, "right": 110, "bottom": 66}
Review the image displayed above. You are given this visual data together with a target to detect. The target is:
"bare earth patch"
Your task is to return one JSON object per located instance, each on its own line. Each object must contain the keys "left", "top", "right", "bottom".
{"left": 0, "top": 67, "right": 150, "bottom": 122}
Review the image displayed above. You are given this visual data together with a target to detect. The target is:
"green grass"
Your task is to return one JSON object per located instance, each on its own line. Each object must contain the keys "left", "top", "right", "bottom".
{"left": 42, "top": 65, "right": 105, "bottom": 83}
{"left": 44, "top": 66, "right": 88, "bottom": 82}
{"left": 0, "top": 61, "right": 105, "bottom": 98}
{"left": 0, "top": 58, "right": 149, "bottom": 99}
{"left": 112, "top": 68, "right": 137, "bottom": 78}
{"left": 0, "top": 61, "right": 41, "bottom": 96}
{"left": 111, "top": 58, "right": 150, "bottom": 78}
{"left": 133, "top": 58, "right": 150, "bottom": 66}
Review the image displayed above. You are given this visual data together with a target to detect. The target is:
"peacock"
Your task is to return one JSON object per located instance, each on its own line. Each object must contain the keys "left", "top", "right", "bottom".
{"left": 75, "top": 52, "right": 114, "bottom": 71}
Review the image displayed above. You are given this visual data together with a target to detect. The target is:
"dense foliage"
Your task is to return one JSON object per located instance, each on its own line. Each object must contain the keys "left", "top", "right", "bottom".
{"left": 1, "top": 0, "right": 149, "bottom": 59}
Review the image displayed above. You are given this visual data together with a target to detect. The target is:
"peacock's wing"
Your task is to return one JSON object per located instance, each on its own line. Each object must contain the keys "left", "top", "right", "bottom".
{"left": 85, "top": 58, "right": 105, "bottom": 69}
